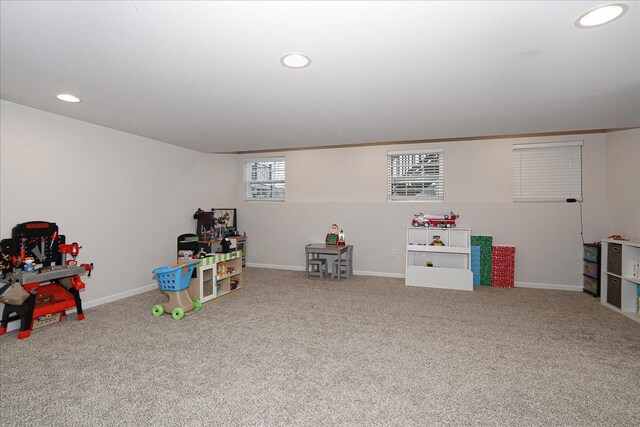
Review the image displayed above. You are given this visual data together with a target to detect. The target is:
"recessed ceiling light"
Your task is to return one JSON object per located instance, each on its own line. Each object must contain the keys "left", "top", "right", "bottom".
{"left": 280, "top": 53, "right": 311, "bottom": 69}
{"left": 575, "top": 3, "right": 629, "bottom": 28}
{"left": 56, "top": 93, "right": 81, "bottom": 103}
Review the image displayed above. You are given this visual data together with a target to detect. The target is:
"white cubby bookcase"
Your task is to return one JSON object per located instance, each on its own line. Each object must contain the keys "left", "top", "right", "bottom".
{"left": 405, "top": 227, "right": 473, "bottom": 291}
{"left": 600, "top": 239, "right": 640, "bottom": 322}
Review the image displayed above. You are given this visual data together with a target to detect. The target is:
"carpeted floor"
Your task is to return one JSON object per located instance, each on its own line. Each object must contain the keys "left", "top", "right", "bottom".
{"left": 1, "top": 268, "right": 639, "bottom": 426}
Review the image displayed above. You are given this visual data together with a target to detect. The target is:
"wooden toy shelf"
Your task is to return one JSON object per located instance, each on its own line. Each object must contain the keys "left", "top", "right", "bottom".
{"left": 181, "top": 251, "right": 243, "bottom": 304}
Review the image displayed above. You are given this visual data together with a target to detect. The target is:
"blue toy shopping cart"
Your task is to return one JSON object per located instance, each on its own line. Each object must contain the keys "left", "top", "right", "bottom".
{"left": 151, "top": 259, "right": 201, "bottom": 320}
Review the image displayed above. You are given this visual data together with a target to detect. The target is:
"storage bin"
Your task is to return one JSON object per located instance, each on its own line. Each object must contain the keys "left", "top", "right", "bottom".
{"left": 607, "top": 243, "right": 622, "bottom": 276}
{"left": 607, "top": 275, "right": 621, "bottom": 309}
{"left": 583, "top": 245, "right": 599, "bottom": 263}
{"left": 583, "top": 275, "right": 598, "bottom": 296}
{"left": 583, "top": 261, "right": 598, "bottom": 279}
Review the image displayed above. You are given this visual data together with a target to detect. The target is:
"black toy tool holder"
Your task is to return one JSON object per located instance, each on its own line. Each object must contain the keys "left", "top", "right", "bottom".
{"left": 0, "top": 221, "right": 66, "bottom": 272}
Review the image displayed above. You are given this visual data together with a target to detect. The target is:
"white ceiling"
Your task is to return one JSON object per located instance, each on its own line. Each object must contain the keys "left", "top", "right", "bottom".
{"left": 1, "top": 1, "right": 639, "bottom": 153}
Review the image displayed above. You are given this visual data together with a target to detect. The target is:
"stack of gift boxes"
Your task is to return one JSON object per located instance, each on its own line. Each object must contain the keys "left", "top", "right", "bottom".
{"left": 470, "top": 235, "right": 516, "bottom": 288}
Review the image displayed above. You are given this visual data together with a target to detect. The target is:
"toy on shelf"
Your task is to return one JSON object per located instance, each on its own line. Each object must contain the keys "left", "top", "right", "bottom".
{"left": 411, "top": 211, "right": 459, "bottom": 228}
{"left": 430, "top": 235, "right": 445, "bottom": 246}
{"left": 0, "top": 221, "right": 94, "bottom": 339}
{"left": 326, "top": 224, "right": 339, "bottom": 245}
{"left": 151, "top": 260, "right": 201, "bottom": 320}
{"left": 217, "top": 261, "right": 227, "bottom": 277}
{"left": 216, "top": 261, "right": 236, "bottom": 279}
{"left": 220, "top": 237, "right": 233, "bottom": 253}
{"left": 411, "top": 214, "right": 425, "bottom": 227}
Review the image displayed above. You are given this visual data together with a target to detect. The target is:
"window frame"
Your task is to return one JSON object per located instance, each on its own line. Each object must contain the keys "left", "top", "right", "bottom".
{"left": 387, "top": 148, "right": 444, "bottom": 202}
{"left": 243, "top": 156, "right": 286, "bottom": 202}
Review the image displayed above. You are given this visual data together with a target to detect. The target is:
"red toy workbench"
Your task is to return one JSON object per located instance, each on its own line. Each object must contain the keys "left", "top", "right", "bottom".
{"left": 0, "top": 221, "right": 93, "bottom": 339}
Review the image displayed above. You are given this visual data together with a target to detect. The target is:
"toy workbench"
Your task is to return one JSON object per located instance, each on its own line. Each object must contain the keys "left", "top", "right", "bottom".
{"left": 0, "top": 221, "right": 93, "bottom": 339}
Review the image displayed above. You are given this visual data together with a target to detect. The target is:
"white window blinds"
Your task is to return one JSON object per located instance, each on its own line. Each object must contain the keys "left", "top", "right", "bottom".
{"left": 244, "top": 157, "right": 285, "bottom": 201}
{"left": 387, "top": 149, "right": 444, "bottom": 201}
{"left": 512, "top": 141, "right": 583, "bottom": 202}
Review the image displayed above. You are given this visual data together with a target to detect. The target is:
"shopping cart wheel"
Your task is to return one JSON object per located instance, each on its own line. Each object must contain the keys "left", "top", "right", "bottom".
{"left": 152, "top": 304, "right": 164, "bottom": 317}
{"left": 193, "top": 300, "right": 202, "bottom": 312}
{"left": 172, "top": 307, "right": 185, "bottom": 320}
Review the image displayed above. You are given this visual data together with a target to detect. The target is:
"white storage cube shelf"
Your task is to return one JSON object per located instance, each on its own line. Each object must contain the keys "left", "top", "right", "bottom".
{"left": 600, "top": 239, "right": 640, "bottom": 322}
{"left": 405, "top": 227, "right": 472, "bottom": 291}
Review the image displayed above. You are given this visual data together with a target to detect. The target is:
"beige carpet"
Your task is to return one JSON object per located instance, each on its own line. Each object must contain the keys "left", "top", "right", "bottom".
{"left": 1, "top": 268, "right": 639, "bottom": 426}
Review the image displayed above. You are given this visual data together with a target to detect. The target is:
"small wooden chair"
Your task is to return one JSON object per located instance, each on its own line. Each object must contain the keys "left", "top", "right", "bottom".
{"left": 308, "top": 258, "right": 328, "bottom": 278}
{"left": 305, "top": 244, "right": 328, "bottom": 278}
{"left": 332, "top": 246, "right": 353, "bottom": 279}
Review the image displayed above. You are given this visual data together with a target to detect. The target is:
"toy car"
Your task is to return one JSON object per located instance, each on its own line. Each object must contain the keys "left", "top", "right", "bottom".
{"left": 411, "top": 211, "right": 459, "bottom": 228}
{"left": 411, "top": 214, "right": 426, "bottom": 227}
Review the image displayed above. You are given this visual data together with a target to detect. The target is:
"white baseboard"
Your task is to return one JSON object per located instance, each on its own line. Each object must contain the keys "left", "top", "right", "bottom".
{"left": 3, "top": 282, "right": 157, "bottom": 333}
{"left": 246, "top": 263, "right": 404, "bottom": 279}
{"left": 81, "top": 283, "right": 157, "bottom": 310}
{"left": 246, "top": 262, "right": 306, "bottom": 271}
{"left": 355, "top": 270, "right": 404, "bottom": 279}
{"left": 515, "top": 281, "right": 582, "bottom": 292}
{"left": 246, "top": 264, "right": 579, "bottom": 289}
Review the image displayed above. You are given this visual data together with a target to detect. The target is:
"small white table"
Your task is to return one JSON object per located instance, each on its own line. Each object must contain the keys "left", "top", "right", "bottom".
{"left": 305, "top": 243, "right": 353, "bottom": 280}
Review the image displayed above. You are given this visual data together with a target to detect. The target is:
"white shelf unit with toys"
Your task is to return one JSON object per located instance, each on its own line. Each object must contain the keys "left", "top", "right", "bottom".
{"left": 405, "top": 227, "right": 473, "bottom": 291}
{"left": 184, "top": 251, "right": 243, "bottom": 304}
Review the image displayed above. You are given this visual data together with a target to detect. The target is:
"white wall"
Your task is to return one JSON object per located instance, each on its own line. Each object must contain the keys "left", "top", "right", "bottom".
{"left": 0, "top": 98, "right": 628, "bottom": 297}
{"left": 0, "top": 100, "right": 237, "bottom": 305}
{"left": 606, "top": 128, "right": 640, "bottom": 241}
{"left": 239, "top": 134, "right": 614, "bottom": 288}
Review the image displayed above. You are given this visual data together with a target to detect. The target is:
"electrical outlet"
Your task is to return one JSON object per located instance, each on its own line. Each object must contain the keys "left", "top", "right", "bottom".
{"left": 391, "top": 248, "right": 397, "bottom": 257}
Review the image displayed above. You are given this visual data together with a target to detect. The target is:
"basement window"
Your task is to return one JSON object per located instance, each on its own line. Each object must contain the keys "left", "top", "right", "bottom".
{"left": 512, "top": 141, "right": 583, "bottom": 202}
{"left": 387, "top": 149, "right": 444, "bottom": 201}
{"left": 244, "top": 157, "right": 285, "bottom": 201}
